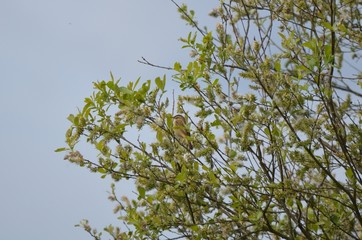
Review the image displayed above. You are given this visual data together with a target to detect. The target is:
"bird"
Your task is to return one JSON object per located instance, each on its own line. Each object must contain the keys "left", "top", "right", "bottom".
{"left": 173, "top": 114, "right": 193, "bottom": 150}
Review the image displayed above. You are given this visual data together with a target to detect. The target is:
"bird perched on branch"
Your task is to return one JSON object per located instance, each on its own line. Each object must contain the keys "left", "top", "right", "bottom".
{"left": 173, "top": 114, "right": 193, "bottom": 150}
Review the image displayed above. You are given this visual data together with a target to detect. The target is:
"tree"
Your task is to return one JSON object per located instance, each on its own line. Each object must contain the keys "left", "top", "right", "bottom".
{"left": 58, "top": 0, "right": 362, "bottom": 239}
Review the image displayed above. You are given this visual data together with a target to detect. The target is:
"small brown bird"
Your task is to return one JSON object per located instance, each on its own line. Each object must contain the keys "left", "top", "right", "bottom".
{"left": 173, "top": 114, "right": 193, "bottom": 150}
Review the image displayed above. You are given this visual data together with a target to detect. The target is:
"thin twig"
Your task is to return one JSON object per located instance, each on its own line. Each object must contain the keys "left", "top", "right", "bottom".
{"left": 170, "top": 0, "right": 206, "bottom": 37}
{"left": 138, "top": 57, "right": 173, "bottom": 70}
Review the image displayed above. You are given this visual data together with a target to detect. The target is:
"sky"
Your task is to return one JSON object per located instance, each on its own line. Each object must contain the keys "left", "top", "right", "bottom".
{"left": 0, "top": 1, "right": 218, "bottom": 239}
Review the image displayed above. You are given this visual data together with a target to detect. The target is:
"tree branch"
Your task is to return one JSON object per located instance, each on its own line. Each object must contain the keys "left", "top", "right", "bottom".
{"left": 138, "top": 57, "right": 173, "bottom": 70}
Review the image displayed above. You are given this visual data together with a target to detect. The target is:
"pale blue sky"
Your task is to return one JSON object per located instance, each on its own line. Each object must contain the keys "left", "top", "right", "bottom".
{"left": 0, "top": 1, "right": 217, "bottom": 239}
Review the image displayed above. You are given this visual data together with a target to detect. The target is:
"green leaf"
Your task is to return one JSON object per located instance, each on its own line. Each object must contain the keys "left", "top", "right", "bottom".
{"left": 286, "top": 198, "right": 294, "bottom": 207}
{"left": 174, "top": 62, "right": 182, "bottom": 71}
{"left": 263, "top": 127, "right": 270, "bottom": 136}
{"left": 156, "top": 130, "right": 163, "bottom": 142}
{"left": 271, "top": 123, "right": 280, "bottom": 137}
{"left": 155, "top": 75, "right": 166, "bottom": 91}
{"left": 302, "top": 41, "right": 315, "bottom": 53}
{"left": 212, "top": 78, "right": 219, "bottom": 86}
{"left": 202, "top": 164, "right": 210, "bottom": 171}
{"left": 208, "top": 171, "right": 217, "bottom": 183}
{"left": 142, "top": 80, "right": 151, "bottom": 93}
{"left": 96, "top": 140, "right": 104, "bottom": 151}
{"left": 330, "top": 214, "right": 339, "bottom": 223}
{"left": 175, "top": 166, "right": 187, "bottom": 182}
{"left": 211, "top": 118, "right": 221, "bottom": 127}
{"left": 107, "top": 80, "right": 114, "bottom": 90}
{"left": 323, "top": 44, "right": 333, "bottom": 63}
{"left": 98, "top": 167, "right": 107, "bottom": 173}
{"left": 67, "top": 114, "right": 75, "bottom": 122}
{"left": 250, "top": 210, "right": 263, "bottom": 221}
{"left": 138, "top": 186, "right": 146, "bottom": 199}
{"left": 119, "top": 86, "right": 132, "bottom": 95}
{"left": 73, "top": 115, "right": 80, "bottom": 126}
{"left": 278, "top": 32, "right": 286, "bottom": 40}
{"left": 54, "top": 147, "right": 68, "bottom": 152}
{"left": 133, "top": 77, "right": 141, "bottom": 90}
{"left": 322, "top": 21, "right": 333, "bottom": 30}
{"left": 115, "top": 124, "right": 127, "bottom": 135}
{"left": 166, "top": 114, "right": 173, "bottom": 129}
{"left": 110, "top": 71, "right": 115, "bottom": 81}
{"left": 82, "top": 103, "right": 93, "bottom": 119}
{"left": 190, "top": 225, "right": 199, "bottom": 231}
{"left": 274, "top": 60, "right": 281, "bottom": 72}
{"left": 346, "top": 168, "right": 354, "bottom": 180}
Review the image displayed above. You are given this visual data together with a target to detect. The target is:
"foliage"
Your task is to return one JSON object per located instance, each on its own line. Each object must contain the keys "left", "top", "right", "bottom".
{"left": 59, "top": 0, "right": 362, "bottom": 239}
